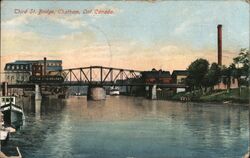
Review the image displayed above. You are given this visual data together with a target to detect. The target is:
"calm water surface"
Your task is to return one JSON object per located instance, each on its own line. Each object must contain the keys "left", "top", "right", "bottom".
{"left": 2, "top": 96, "right": 249, "bottom": 158}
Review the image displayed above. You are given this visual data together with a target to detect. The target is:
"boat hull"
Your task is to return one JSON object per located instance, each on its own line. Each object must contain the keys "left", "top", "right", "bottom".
{"left": 1, "top": 104, "right": 23, "bottom": 128}
{"left": 110, "top": 91, "right": 120, "bottom": 96}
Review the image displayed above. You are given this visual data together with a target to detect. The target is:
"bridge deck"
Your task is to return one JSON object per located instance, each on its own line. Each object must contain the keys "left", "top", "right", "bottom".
{"left": 2, "top": 82, "right": 188, "bottom": 88}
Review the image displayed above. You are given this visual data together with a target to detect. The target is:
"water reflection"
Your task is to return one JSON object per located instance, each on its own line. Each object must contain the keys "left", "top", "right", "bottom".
{"left": 2, "top": 96, "right": 249, "bottom": 158}
{"left": 35, "top": 100, "right": 41, "bottom": 119}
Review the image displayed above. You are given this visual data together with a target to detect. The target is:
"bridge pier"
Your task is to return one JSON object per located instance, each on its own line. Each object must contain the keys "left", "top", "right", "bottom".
{"left": 35, "top": 84, "right": 41, "bottom": 101}
{"left": 87, "top": 85, "right": 106, "bottom": 101}
{"left": 146, "top": 84, "right": 157, "bottom": 100}
{"left": 125, "top": 86, "right": 133, "bottom": 96}
{"left": 151, "top": 84, "right": 157, "bottom": 100}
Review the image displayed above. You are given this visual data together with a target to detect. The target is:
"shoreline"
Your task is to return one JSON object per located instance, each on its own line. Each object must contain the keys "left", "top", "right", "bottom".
{"left": 168, "top": 87, "right": 249, "bottom": 106}
{"left": 160, "top": 97, "right": 249, "bottom": 106}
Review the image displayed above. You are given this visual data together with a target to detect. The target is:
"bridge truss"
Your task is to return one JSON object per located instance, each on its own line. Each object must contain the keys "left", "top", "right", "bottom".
{"left": 49, "top": 66, "right": 142, "bottom": 85}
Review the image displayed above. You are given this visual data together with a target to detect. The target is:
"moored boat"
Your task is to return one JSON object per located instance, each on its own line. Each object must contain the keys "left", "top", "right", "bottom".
{"left": 0, "top": 130, "right": 9, "bottom": 141}
{"left": 0, "top": 96, "right": 24, "bottom": 128}
{"left": 109, "top": 87, "right": 120, "bottom": 96}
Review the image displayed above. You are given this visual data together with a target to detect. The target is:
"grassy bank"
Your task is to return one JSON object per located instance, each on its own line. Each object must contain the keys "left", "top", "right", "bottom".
{"left": 171, "top": 87, "right": 249, "bottom": 104}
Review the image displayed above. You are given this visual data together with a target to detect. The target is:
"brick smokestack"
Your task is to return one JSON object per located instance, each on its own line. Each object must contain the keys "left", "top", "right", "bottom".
{"left": 44, "top": 57, "right": 47, "bottom": 76}
{"left": 217, "top": 24, "right": 222, "bottom": 66}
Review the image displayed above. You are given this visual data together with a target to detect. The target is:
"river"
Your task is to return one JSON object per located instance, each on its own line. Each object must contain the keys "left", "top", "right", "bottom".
{"left": 2, "top": 96, "right": 249, "bottom": 158}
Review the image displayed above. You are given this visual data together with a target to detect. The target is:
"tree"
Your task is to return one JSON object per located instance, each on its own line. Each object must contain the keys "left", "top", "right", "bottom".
{"left": 202, "top": 63, "right": 221, "bottom": 92}
{"left": 233, "top": 48, "right": 249, "bottom": 67}
{"left": 220, "top": 64, "right": 238, "bottom": 91}
{"left": 221, "top": 66, "right": 230, "bottom": 90}
{"left": 187, "top": 58, "right": 209, "bottom": 91}
{"left": 233, "top": 48, "right": 249, "bottom": 87}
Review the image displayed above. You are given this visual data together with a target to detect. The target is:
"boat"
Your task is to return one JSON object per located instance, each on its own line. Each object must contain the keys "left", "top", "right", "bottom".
{"left": 109, "top": 87, "right": 120, "bottom": 96}
{"left": 0, "top": 147, "right": 22, "bottom": 158}
{"left": 0, "top": 96, "right": 24, "bottom": 128}
{"left": 74, "top": 92, "right": 83, "bottom": 96}
{"left": 0, "top": 130, "right": 9, "bottom": 141}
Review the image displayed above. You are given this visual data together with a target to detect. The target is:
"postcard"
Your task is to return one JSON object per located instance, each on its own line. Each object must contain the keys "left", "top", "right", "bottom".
{"left": 0, "top": 0, "right": 249, "bottom": 158}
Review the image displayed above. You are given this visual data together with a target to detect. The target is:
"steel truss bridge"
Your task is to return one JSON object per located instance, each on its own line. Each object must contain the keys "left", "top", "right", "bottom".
{"left": 51, "top": 66, "right": 142, "bottom": 85}
{"left": 1, "top": 66, "right": 188, "bottom": 88}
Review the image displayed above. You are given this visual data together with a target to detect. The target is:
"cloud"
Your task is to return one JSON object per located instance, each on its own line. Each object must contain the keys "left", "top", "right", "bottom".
{"left": 1, "top": 3, "right": 121, "bottom": 29}
{"left": 1, "top": 29, "right": 96, "bottom": 56}
{"left": 2, "top": 13, "right": 87, "bottom": 29}
{"left": 1, "top": 28, "right": 237, "bottom": 73}
{"left": 2, "top": 15, "right": 30, "bottom": 26}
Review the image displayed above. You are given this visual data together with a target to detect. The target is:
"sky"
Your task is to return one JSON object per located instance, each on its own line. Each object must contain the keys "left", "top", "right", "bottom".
{"left": 1, "top": 0, "right": 249, "bottom": 72}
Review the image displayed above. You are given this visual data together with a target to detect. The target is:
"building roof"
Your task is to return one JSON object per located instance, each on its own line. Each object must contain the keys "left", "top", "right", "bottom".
{"left": 141, "top": 70, "right": 171, "bottom": 78}
{"left": 6, "top": 61, "right": 32, "bottom": 65}
{"left": 172, "top": 70, "right": 188, "bottom": 76}
{"left": 4, "top": 59, "right": 63, "bottom": 71}
{"left": 15, "top": 60, "right": 62, "bottom": 63}
{"left": 6, "top": 60, "right": 62, "bottom": 65}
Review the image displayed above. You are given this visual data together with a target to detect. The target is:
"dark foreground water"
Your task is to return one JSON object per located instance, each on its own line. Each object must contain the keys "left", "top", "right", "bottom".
{"left": 2, "top": 96, "right": 249, "bottom": 158}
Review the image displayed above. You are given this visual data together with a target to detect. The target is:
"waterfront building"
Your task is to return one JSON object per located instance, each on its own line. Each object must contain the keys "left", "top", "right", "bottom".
{"left": 214, "top": 76, "right": 238, "bottom": 90}
{"left": 171, "top": 70, "right": 188, "bottom": 93}
{"left": 4, "top": 59, "right": 62, "bottom": 84}
{"left": 141, "top": 69, "right": 172, "bottom": 84}
{"left": 171, "top": 70, "right": 188, "bottom": 84}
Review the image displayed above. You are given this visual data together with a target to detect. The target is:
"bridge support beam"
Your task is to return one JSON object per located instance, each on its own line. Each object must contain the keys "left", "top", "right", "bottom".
{"left": 87, "top": 85, "right": 106, "bottom": 101}
{"left": 35, "top": 84, "right": 41, "bottom": 101}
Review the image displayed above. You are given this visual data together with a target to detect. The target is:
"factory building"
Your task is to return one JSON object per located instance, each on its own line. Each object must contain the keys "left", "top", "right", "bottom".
{"left": 4, "top": 58, "right": 62, "bottom": 84}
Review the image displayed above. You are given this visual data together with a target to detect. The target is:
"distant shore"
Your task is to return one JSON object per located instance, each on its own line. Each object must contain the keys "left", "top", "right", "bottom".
{"left": 170, "top": 87, "right": 249, "bottom": 105}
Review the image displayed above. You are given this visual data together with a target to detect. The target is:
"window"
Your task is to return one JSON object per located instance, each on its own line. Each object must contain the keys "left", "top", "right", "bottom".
{"left": 12, "top": 65, "right": 15, "bottom": 70}
{"left": 20, "top": 65, "right": 23, "bottom": 69}
{"left": 17, "top": 65, "right": 19, "bottom": 69}
{"left": 6, "top": 65, "right": 10, "bottom": 70}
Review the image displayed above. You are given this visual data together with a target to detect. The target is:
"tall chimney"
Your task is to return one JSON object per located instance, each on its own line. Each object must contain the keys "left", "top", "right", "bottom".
{"left": 217, "top": 24, "right": 222, "bottom": 66}
{"left": 44, "top": 57, "right": 47, "bottom": 76}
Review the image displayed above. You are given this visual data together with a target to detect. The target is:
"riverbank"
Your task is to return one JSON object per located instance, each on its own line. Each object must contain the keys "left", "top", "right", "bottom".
{"left": 171, "top": 87, "right": 249, "bottom": 104}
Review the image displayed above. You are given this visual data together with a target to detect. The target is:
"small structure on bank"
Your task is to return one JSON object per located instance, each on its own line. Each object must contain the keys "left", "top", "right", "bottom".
{"left": 141, "top": 68, "right": 172, "bottom": 84}
{"left": 214, "top": 76, "right": 238, "bottom": 90}
{"left": 171, "top": 70, "right": 188, "bottom": 93}
{"left": 141, "top": 69, "right": 172, "bottom": 99}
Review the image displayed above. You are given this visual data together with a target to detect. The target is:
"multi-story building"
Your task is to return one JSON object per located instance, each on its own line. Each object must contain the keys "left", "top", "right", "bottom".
{"left": 4, "top": 58, "right": 62, "bottom": 84}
